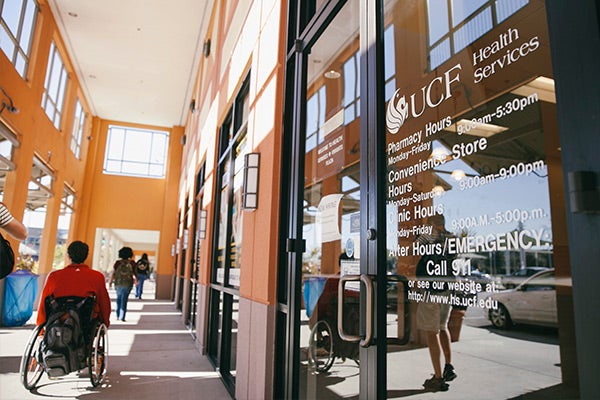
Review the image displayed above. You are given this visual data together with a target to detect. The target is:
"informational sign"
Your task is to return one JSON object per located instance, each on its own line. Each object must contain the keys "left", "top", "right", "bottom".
{"left": 316, "top": 129, "right": 345, "bottom": 181}
{"left": 385, "top": 20, "right": 554, "bottom": 310}
{"left": 317, "top": 194, "right": 344, "bottom": 243}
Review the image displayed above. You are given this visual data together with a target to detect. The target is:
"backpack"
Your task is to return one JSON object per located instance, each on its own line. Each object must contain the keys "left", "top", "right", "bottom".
{"left": 42, "top": 296, "right": 90, "bottom": 376}
{"left": 0, "top": 232, "right": 15, "bottom": 279}
{"left": 114, "top": 260, "right": 134, "bottom": 287}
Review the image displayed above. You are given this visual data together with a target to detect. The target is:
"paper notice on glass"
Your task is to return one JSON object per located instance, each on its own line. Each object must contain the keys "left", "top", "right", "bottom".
{"left": 317, "top": 194, "right": 344, "bottom": 243}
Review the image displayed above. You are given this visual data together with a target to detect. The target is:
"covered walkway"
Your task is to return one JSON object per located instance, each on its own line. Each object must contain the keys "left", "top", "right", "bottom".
{"left": 0, "top": 282, "right": 231, "bottom": 400}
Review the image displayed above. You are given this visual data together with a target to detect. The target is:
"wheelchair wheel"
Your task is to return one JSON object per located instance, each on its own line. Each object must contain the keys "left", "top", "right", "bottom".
{"left": 308, "top": 319, "right": 335, "bottom": 373}
{"left": 88, "top": 322, "right": 108, "bottom": 387}
{"left": 20, "top": 325, "right": 45, "bottom": 390}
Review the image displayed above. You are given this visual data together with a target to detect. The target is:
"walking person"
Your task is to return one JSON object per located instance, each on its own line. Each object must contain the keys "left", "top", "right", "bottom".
{"left": 135, "top": 253, "right": 151, "bottom": 299}
{"left": 109, "top": 246, "right": 137, "bottom": 322}
{"left": 415, "top": 214, "right": 457, "bottom": 392}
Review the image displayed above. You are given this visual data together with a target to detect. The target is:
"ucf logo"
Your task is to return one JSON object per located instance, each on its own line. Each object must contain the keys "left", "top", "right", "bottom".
{"left": 386, "top": 64, "right": 462, "bottom": 134}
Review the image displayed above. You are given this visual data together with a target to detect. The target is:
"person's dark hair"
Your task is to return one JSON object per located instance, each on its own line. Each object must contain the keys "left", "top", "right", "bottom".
{"left": 68, "top": 241, "right": 89, "bottom": 264}
{"left": 118, "top": 246, "right": 134, "bottom": 259}
{"left": 140, "top": 253, "right": 148, "bottom": 261}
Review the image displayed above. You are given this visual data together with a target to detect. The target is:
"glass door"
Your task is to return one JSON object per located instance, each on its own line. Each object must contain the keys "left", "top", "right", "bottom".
{"left": 297, "top": 2, "right": 363, "bottom": 398}
{"left": 382, "top": 0, "right": 572, "bottom": 398}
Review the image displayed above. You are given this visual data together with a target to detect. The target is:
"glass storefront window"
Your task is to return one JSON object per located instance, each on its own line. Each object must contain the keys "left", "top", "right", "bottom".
{"left": 384, "top": 0, "right": 569, "bottom": 396}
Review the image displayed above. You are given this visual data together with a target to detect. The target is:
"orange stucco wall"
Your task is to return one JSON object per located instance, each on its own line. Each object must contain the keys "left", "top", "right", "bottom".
{"left": 1, "top": 0, "right": 182, "bottom": 300}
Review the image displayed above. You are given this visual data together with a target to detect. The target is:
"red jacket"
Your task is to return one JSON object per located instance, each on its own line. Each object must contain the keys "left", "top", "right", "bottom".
{"left": 36, "top": 264, "right": 111, "bottom": 328}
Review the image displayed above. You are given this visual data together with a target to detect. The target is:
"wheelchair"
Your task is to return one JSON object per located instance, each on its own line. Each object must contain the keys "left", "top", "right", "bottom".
{"left": 306, "top": 277, "right": 360, "bottom": 373}
{"left": 20, "top": 295, "right": 108, "bottom": 390}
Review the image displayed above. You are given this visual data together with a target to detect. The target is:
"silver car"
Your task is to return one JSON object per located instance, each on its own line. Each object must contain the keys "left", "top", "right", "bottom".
{"left": 500, "top": 266, "right": 550, "bottom": 289}
{"left": 488, "top": 269, "right": 556, "bottom": 329}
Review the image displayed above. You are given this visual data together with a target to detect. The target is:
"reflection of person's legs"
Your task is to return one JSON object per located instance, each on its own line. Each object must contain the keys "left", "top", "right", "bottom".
{"left": 417, "top": 300, "right": 449, "bottom": 391}
{"left": 426, "top": 331, "right": 443, "bottom": 378}
{"left": 439, "top": 328, "right": 451, "bottom": 365}
{"left": 438, "top": 303, "right": 457, "bottom": 381}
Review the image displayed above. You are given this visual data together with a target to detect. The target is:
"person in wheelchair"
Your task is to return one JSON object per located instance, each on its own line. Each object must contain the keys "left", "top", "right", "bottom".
{"left": 36, "top": 240, "right": 111, "bottom": 329}
{"left": 22, "top": 240, "right": 112, "bottom": 388}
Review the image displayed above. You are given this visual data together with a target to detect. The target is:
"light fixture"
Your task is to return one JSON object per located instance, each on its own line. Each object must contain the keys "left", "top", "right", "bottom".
{"left": 242, "top": 153, "right": 260, "bottom": 210}
{"left": 203, "top": 39, "right": 211, "bottom": 58}
{"left": 447, "top": 119, "right": 508, "bottom": 137}
{"left": 451, "top": 169, "right": 466, "bottom": 180}
{"left": 430, "top": 147, "right": 450, "bottom": 162}
{"left": 324, "top": 70, "right": 341, "bottom": 79}
{"left": 512, "top": 76, "right": 556, "bottom": 103}
{"left": 198, "top": 210, "right": 207, "bottom": 239}
{"left": 432, "top": 185, "right": 445, "bottom": 195}
{"left": 0, "top": 86, "right": 19, "bottom": 114}
{"left": 189, "top": 99, "right": 198, "bottom": 114}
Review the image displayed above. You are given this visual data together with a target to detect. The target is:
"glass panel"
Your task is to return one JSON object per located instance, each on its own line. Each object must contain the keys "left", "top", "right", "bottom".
{"left": 299, "top": 2, "right": 360, "bottom": 399}
{"left": 0, "top": 25, "right": 15, "bottom": 59}
{"left": 229, "top": 137, "right": 246, "bottom": 288}
{"left": 20, "top": 159, "right": 54, "bottom": 273}
{"left": 215, "top": 180, "right": 229, "bottom": 285}
{"left": 2, "top": 1, "right": 22, "bottom": 38}
{"left": 103, "top": 125, "right": 169, "bottom": 178}
{"left": 54, "top": 187, "right": 74, "bottom": 269}
{"left": 384, "top": 0, "right": 569, "bottom": 397}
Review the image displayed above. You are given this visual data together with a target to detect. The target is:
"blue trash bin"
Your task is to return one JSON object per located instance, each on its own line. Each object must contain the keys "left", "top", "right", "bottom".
{"left": 3, "top": 269, "right": 38, "bottom": 326}
{"left": 303, "top": 277, "right": 327, "bottom": 318}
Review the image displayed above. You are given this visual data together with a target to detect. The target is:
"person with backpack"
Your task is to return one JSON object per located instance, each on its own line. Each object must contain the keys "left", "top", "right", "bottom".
{"left": 134, "top": 253, "right": 151, "bottom": 299}
{"left": 109, "top": 246, "right": 137, "bottom": 322}
{"left": 36, "top": 241, "right": 111, "bottom": 328}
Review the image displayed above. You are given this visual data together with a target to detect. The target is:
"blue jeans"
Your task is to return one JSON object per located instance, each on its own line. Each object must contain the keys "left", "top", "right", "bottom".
{"left": 136, "top": 274, "right": 149, "bottom": 298}
{"left": 115, "top": 286, "right": 132, "bottom": 320}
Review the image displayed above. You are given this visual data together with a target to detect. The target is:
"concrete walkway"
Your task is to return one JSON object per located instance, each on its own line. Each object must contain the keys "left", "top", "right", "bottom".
{"left": 0, "top": 282, "right": 231, "bottom": 400}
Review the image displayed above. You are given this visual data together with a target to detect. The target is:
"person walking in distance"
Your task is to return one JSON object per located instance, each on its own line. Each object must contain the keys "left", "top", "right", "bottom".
{"left": 109, "top": 247, "right": 137, "bottom": 322}
{"left": 134, "top": 253, "right": 151, "bottom": 299}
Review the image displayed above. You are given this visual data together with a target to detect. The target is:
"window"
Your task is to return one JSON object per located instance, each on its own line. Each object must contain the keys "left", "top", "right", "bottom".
{"left": 0, "top": 121, "right": 19, "bottom": 172}
{"left": 21, "top": 157, "right": 54, "bottom": 274}
{"left": 343, "top": 51, "right": 360, "bottom": 125}
{"left": 41, "top": 42, "right": 68, "bottom": 129}
{"left": 208, "top": 76, "right": 250, "bottom": 396}
{"left": 0, "top": 0, "right": 38, "bottom": 78}
{"left": 427, "top": 0, "right": 529, "bottom": 70}
{"left": 54, "top": 186, "right": 75, "bottom": 270}
{"left": 70, "top": 99, "right": 85, "bottom": 159}
{"left": 103, "top": 125, "right": 169, "bottom": 178}
{"left": 384, "top": 24, "right": 396, "bottom": 101}
{"left": 305, "top": 86, "right": 326, "bottom": 153}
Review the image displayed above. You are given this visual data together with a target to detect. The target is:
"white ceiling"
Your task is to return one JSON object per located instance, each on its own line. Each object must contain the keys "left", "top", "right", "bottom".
{"left": 48, "top": 0, "right": 213, "bottom": 128}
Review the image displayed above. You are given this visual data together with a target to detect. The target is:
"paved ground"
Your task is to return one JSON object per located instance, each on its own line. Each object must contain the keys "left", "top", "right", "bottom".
{"left": 0, "top": 283, "right": 580, "bottom": 399}
{"left": 0, "top": 282, "right": 231, "bottom": 400}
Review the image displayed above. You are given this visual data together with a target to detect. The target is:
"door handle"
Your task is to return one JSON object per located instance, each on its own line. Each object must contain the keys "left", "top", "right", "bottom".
{"left": 338, "top": 274, "right": 374, "bottom": 347}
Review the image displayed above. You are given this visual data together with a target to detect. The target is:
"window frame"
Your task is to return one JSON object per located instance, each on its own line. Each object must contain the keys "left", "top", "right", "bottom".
{"left": 41, "top": 41, "right": 69, "bottom": 130}
{"left": 103, "top": 125, "right": 170, "bottom": 179}
{"left": 0, "top": 0, "right": 39, "bottom": 78}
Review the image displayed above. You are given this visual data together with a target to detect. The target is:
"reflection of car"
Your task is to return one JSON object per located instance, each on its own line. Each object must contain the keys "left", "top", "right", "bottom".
{"left": 466, "top": 269, "right": 494, "bottom": 286}
{"left": 501, "top": 266, "right": 550, "bottom": 288}
{"left": 488, "top": 269, "right": 556, "bottom": 329}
